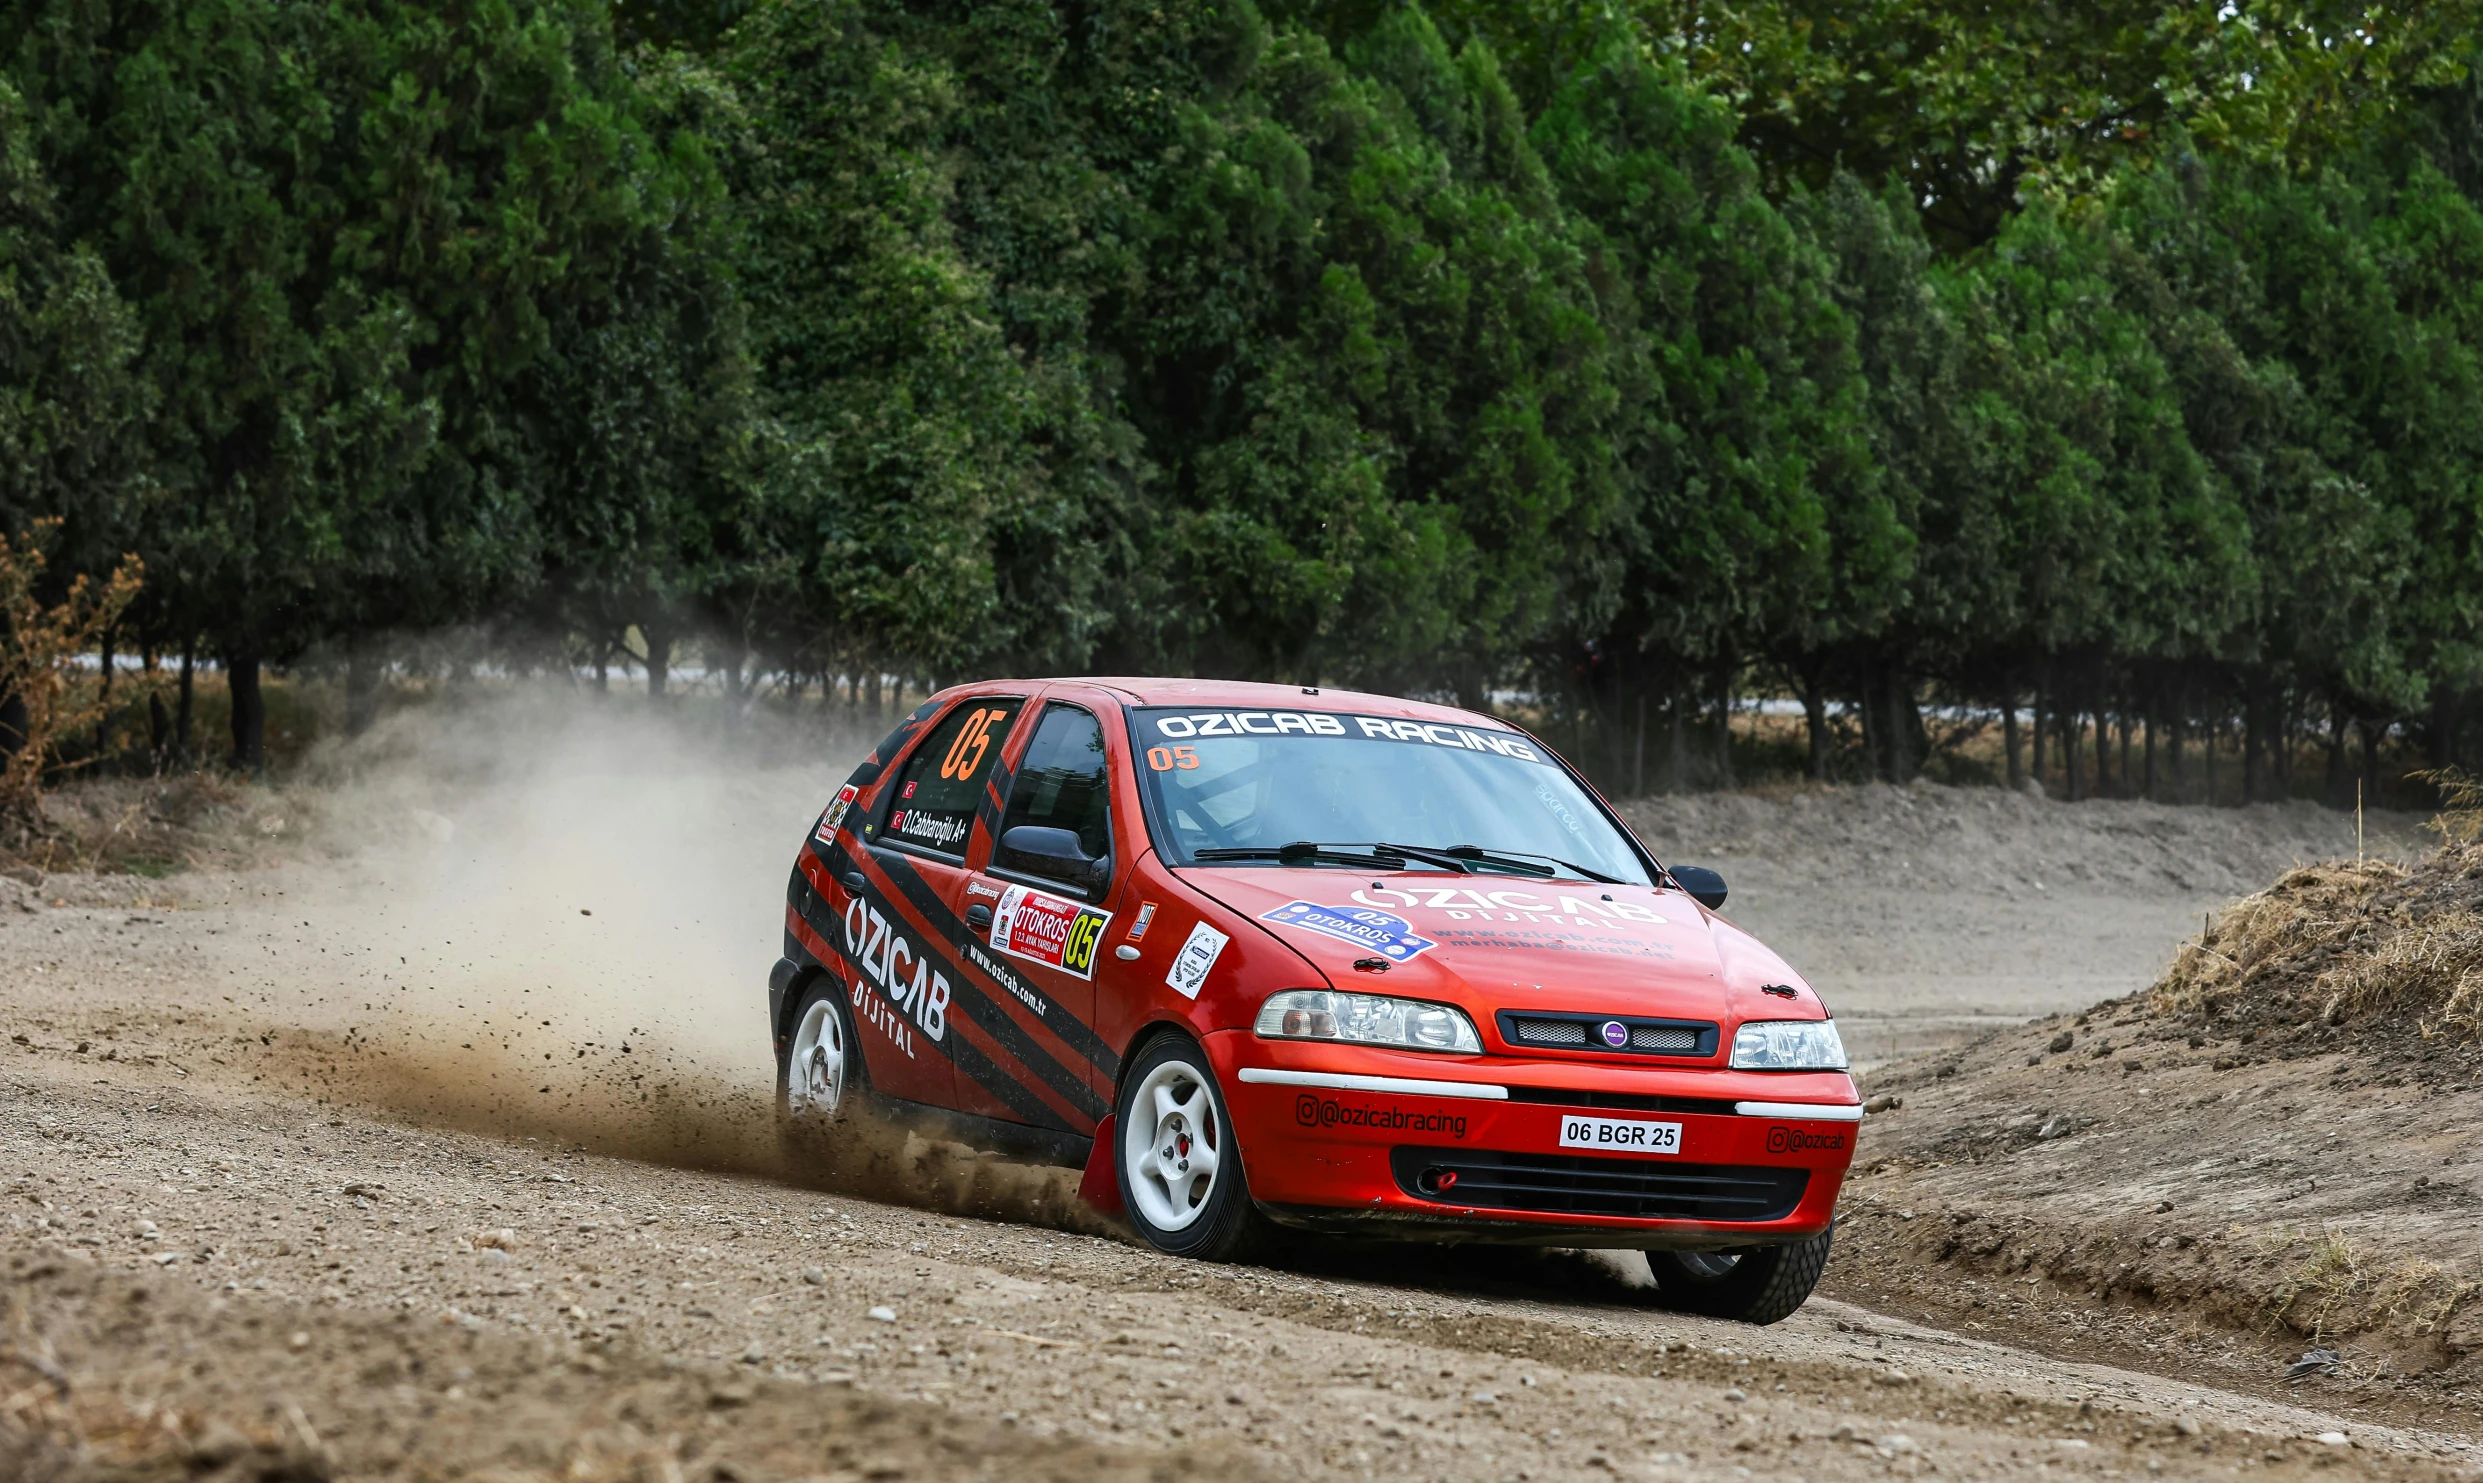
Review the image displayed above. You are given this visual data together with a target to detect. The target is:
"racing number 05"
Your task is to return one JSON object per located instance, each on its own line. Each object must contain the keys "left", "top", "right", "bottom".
{"left": 1146, "top": 745, "right": 1200, "bottom": 772}
{"left": 941, "top": 707, "right": 1007, "bottom": 781}
{"left": 1061, "top": 909, "right": 1106, "bottom": 974}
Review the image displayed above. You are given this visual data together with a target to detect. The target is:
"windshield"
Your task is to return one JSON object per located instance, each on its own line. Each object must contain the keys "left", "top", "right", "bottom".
{"left": 1127, "top": 706, "right": 1652, "bottom": 885}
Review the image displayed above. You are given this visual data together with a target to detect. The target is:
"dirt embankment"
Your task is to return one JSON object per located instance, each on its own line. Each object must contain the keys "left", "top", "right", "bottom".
{"left": 1830, "top": 838, "right": 2483, "bottom": 1418}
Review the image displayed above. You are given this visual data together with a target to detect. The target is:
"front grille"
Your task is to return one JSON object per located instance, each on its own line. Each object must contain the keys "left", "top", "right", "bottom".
{"left": 1507, "top": 1087, "right": 1737, "bottom": 1116}
{"left": 1511, "top": 1018, "right": 1588, "bottom": 1046}
{"left": 1492, "top": 1011, "right": 1718, "bottom": 1059}
{"left": 1392, "top": 1148, "right": 1807, "bottom": 1222}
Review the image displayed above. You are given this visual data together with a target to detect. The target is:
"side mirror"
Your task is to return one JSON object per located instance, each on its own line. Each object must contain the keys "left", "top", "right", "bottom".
{"left": 998, "top": 824, "right": 1108, "bottom": 895}
{"left": 1668, "top": 864, "right": 1727, "bottom": 911}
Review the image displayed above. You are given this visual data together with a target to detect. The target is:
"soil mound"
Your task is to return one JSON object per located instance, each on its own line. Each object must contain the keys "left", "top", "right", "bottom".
{"left": 2149, "top": 843, "right": 2483, "bottom": 1071}
{"left": 1826, "top": 835, "right": 2483, "bottom": 1419}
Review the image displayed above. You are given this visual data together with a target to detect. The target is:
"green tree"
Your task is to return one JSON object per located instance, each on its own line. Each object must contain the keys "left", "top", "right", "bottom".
{"left": 1532, "top": 32, "right": 1878, "bottom": 785}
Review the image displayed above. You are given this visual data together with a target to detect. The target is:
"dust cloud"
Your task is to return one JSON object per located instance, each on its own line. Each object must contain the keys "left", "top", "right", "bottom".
{"left": 249, "top": 688, "right": 1107, "bottom": 1232}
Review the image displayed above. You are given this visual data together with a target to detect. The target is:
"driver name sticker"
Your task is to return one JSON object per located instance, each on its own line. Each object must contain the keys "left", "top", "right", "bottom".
{"left": 1259, "top": 901, "right": 1437, "bottom": 962}
{"left": 989, "top": 885, "right": 1111, "bottom": 981}
{"left": 1165, "top": 921, "right": 1229, "bottom": 999}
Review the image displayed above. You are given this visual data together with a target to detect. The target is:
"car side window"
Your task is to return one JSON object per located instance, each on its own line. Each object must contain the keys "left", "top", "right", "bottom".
{"left": 874, "top": 697, "right": 1024, "bottom": 858}
{"left": 993, "top": 704, "right": 1112, "bottom": 886}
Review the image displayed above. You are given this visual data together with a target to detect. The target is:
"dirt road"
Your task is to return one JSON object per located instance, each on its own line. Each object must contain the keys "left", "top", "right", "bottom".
{"left": 1, "top": 729, "right": 2467, "bottom": 1482}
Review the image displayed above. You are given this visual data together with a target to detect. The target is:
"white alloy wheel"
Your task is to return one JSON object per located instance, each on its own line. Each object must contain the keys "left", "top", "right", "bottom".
{"left": 1121, "top": 1055, "right": 1224, "bottom": 1232}
{"left": 788, "top": 995, "right": 848, "bottom": 1116}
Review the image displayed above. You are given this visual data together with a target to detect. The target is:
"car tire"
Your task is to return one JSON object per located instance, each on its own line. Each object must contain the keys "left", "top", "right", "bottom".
{"left": 1113, "top": 1033, "right": 1263, "bottom": 1261}
{"left": 1646, "top": 1221, "right": 1834, "bottom": 1325}
{"left": 777, "top": 977, "right": 869, "bottom": 1170}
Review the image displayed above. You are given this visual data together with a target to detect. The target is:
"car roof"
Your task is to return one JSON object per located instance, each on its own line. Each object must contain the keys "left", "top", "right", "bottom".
{"left": 1026, "top": 677, "right": 1524, "bottom": 733}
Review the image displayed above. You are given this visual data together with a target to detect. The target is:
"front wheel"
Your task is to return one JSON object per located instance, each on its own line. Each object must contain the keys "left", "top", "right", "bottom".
{"left": 1114, "top": 1034, "right": 1264, "bottom": 1261}
{"left": 1646, "top": 1222, "right": 1834, "bottom": 1325}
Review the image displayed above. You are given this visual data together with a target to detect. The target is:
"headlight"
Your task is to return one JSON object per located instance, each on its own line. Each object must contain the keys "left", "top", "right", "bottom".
{"left": 1254, "top": 990, "right": 1482, "bottom": 1054}
{"left": 1730, "top": 1020, "right": 1849, "bottom": 1070}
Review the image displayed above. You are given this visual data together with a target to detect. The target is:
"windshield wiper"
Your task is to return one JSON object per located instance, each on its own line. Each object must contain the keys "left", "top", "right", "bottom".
{"left": 1193, "top": 842, "right": 1403, "bottom": 869}
{"left": 1369, "top": 840, "right": 1489, "bottom": 875}
{"left": 1439, "top": 844, "right": 1622, "bottom": 883}
{"left": 1191, "top": 840, "right": 1620, "bottom": 883}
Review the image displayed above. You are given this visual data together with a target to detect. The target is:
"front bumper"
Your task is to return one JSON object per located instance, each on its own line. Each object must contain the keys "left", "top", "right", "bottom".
{"left": 1204, "top": 1031, "right": 1857, "bottom": 1250}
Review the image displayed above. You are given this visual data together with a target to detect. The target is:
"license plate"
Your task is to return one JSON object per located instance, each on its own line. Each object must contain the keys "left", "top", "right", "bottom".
{"left": 1558, "top": 1114, "right": 1682, "bottom": 1155}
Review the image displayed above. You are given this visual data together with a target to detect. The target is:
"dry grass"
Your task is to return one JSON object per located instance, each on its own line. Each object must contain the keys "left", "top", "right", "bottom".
{"left": 2326, "top": 905, "right": 2483, "bottom": 1039}
{"left": 2147, "top": 843, "right": 2483, "bottom": 1043}
{"left": 2415, "top": 766, "right": 2483, "bottom": 847}
{"left": 0, "top": 771, "right": 313, "bottom": 880}
{"left": 2259, "top": 1227, "right": 2482, "bottom": 1349}
{"left": 2149, "top": 859, "right": 2406, "bottom": 1014}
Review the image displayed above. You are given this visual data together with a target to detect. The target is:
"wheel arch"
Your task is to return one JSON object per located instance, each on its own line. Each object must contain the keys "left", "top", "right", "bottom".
{"left": 1110, "top": 1014, "right": 1211, "bottom": 1104}
{"left": 774, "top": 963, "right": 838, "bottom": 1064}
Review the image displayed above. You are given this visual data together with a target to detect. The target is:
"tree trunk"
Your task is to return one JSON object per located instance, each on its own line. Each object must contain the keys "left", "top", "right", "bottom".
{"left": 149, "top": 692, "right": 170, "bottom": 763}
{"left": 2062, "top": 705, "right": 2084, "bottom": 801}
{"left": 643, "top": 621, "right": 673, "bottom": 699}
{"left": 176, "top": 651, "right": 194, "bottom": 754}
{"left": 228, "top": 652, "right": 265, "bottom": 772}
{"left": 2432, "top": 686, "right": 2459, "bottom": 770}
{"left": 719, "top": 631, "right": 749, "bottom": 730}
{"left": 1667, "top": 689, "right": 1687, "bottom": 792}
{"left": 2241, "top": 685, "right": 2263, "bottom": 804}
{"left": 2031, "top": 672, "right": 2049, "bottom": 790}
{"left": 2092, "top": 698, "right": 2111, "bottom": 797}
{"left": 2359, "top": 717, "right": 2384, "bottom": 805}
{"left": 2117, "top": 703, "right": 2133, "bottom": 796}
{"left": 1902, "top": 677, "right": 1932, "bottom": 778}
{"left": 345, "top": 646, "right": 382, "bottom": 738}
{"left": 2204, "top": 714, "right": 2220, "bottom": 806}
{"left": 865, "top": 670, "right": 882, "bottom": 716}
{"left": 2003, "top": 686, "right": 2023, "bottom": 789}
{"left": 2323, "top": 706, "right": 2350, "bottom": 808}
{"left": 95, "top": 632, "right": 115, "bottom": 761}
{"left": 1883, "top": 666, "right": 1916, "bottom": 783}
{"left": 1801, "top": 676, "right": 1830, "bottom": 782}
{"left": 2143, "top": 695, "right": 2158, "bottom": 802}
{"left": 1713, "top": 669, "right": 1735, "bottom": 791}
{"left": 2168, "top": 679, "right": 2188, "bottom": 803}
{"left": 1635, "top": 690, "right": 1650, "bottom": 796}
{"left": 2279, "top": 687, "right": 2302, "bottom": 793}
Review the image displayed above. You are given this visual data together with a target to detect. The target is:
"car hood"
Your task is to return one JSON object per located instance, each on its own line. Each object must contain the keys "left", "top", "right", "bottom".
{"left": 1172, "top": 866, "right": 1827, "bottom": 1028}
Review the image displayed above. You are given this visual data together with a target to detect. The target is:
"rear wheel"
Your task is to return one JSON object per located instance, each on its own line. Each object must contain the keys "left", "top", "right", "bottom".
{"left": 1646, "top": 1222, "right": 1834, "bottom": 1325}
{"left": 1114, "top": 1034, "right": 1263, "bottom": 1261}
{"left": 777, "top": 979, "right": 868, "bottom": 1169}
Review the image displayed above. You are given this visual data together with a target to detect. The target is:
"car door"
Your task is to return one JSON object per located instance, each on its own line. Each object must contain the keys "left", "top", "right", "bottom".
{"left": 842, "top": 691, "right": 1028, "bottom": 1111}
{"left": 945, "top": 696, "right": 1122, "bottom": 1133}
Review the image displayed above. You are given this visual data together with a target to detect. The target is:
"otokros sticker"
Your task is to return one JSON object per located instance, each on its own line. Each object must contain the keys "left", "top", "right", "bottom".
{"left": 1258, "top": 901, "right": 1437, "bottom": 962}
{"left": 989, "top": 884, "right": 1111, "bottom": 981}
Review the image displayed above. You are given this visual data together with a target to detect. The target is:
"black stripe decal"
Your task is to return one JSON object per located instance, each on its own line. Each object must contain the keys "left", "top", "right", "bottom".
{"left": 866, "top": 848, "right": 1110, "bottom": 1123}
{"left": 975, "top": 753, "right": 1016, "bottom": 847}
{"left": 819, "top": 829, "right": 1123, "bottom": 1084}
{"left": 949, "top": 1025, "right": 1075, "bottom": 1130}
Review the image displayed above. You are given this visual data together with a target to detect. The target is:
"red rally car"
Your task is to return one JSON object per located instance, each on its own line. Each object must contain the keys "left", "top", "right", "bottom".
{"left": 769, "top": 679, "right": 1859, "bottom": 1323}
